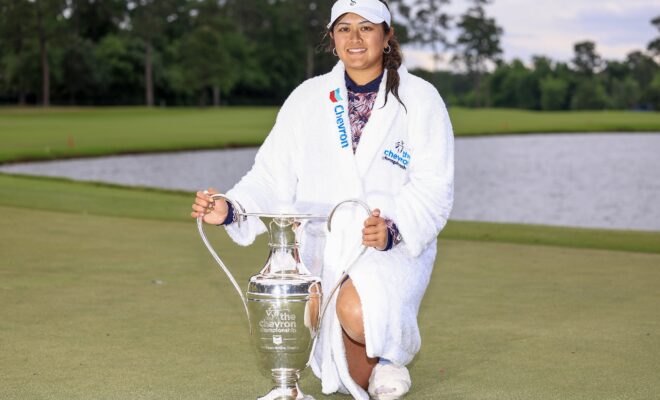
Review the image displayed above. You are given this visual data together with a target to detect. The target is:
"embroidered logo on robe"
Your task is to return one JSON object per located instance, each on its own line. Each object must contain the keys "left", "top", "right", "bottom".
{"left": 329, "top": 88, "right": 343, "bottom": 103}
{"left": 330, "top": 88, "right": 349, "bottom": 149}
{"left": 383, "top": 140, "right": 411, "bottom": 169}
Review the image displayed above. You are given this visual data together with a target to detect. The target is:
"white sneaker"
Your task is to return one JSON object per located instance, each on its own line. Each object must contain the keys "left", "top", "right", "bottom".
{"left": 368, "top": 363, "right": 411, "bottom": 399}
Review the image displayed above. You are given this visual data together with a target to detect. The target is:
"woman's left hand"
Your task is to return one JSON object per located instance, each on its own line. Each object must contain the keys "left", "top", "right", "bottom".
{"left": 362, "top": 209, "right": 388, "bottom": 250}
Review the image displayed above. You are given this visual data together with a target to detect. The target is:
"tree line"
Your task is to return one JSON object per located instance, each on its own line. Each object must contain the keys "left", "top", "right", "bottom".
{"left": 0, "top": 0, "right": 658, "bottom": 110}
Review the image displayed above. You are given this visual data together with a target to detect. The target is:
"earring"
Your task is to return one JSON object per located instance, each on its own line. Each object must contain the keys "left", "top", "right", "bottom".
{"left": 383, "top": 45, "right": 392, "bottom": 54}
{"left": 332, "top": 48, "right": 338, "bottom": 57}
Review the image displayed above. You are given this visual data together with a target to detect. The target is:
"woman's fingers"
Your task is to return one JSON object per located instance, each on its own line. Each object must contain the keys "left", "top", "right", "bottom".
{"left": 364, "top": 216, "right": 383, "bottom": 227}
{"left": 191, "top": 204, "right": 212, "bottom": 219}
{"left": 363, "top": 230, "right": 385, "bottom": 238}
{"left": 363, "top": 224, "right": 386, "bottom": 233}
{"left": 192, "top": 204, "right": 210, "bottom": 213}
{"left": 363, "top": 238, "right": 387, "bottom": 249}
{"left": 362, "top": 209, "right": 387, "bottom": 249}
{"left": 195, "top": 191, "right": 210, "bottom": 206}
{"left": 192, "top": 198, "right": 212, "bottom": 213}
{"left": 363, "top": 233, "right": 386, "bottom": 243}
{"left": 362, "top": 225, "right": 387, "bottom": 248}
{"left": 192, "top": 188, "right": 225, "bottom": 223}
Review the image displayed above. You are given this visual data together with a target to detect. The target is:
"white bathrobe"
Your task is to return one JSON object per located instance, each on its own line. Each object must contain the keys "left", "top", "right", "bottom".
{"left": 225, "top": 61, "right": 454, "bottom": 399}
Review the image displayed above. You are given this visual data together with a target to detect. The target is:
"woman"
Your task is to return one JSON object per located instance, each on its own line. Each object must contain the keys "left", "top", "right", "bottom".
{"left": 191, "top": 0, "right": 454, "bottom": 398}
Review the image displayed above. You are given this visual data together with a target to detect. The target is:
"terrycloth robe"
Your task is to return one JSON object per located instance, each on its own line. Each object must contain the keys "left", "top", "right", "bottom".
{"left": 224, "top": 61, "right": 454, "bottom": 399}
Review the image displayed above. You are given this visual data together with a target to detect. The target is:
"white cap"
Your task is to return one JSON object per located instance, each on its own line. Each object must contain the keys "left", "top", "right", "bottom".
{"left": 327, "top": 0, "right": 392, "bottom": 29}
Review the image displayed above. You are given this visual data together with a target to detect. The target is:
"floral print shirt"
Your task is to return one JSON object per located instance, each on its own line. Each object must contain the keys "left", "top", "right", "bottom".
{"left": 345, "top": 72, "right": 401, "bottom": 250}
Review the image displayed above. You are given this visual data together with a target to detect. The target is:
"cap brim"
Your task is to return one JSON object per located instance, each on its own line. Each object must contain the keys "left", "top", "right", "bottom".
{"left": 327, "top": 10, "right": 388, "bottom": 29}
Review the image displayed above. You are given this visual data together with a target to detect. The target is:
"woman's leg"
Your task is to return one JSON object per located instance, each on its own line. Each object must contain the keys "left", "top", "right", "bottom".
{"left": 336, "top": 278, "right": 378, "bottom": 389}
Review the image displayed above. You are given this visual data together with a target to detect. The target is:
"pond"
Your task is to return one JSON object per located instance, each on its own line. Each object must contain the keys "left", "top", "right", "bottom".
{"left": 2, "top": 133, "right": 659, "bottom": 231}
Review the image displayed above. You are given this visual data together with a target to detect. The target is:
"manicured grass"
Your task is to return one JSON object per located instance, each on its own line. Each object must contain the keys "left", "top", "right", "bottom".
{"left": 0, "top": 107, "right": 278, "bottom": 164}
{"left": 449, "top": 108, "right": 660, "bottom": 137}
{"left": 0, "top": 173, "right": 192, "bottom": 223}
{"left": 1, "top": 106, "right": 658, "bottom": 164}
{"left": 1, "top": 175, "right": 659, "bottom": 399}
{"left": 2, "top": 173, "right": 659, "bottom": 254}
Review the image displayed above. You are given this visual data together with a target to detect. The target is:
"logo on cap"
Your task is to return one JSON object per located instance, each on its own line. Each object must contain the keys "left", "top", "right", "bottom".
{"left": 350, "top": 0, "right": 356, "bottom": 5}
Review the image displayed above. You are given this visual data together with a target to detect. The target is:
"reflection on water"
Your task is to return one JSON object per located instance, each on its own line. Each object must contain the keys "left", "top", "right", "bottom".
{"left": 2, "top": 133, "right": 659, "bottom": 231}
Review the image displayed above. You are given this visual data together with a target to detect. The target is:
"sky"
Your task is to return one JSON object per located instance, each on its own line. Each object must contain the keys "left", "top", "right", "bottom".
{"left": 400, "top": 0, "right": 659, "bottom": 71}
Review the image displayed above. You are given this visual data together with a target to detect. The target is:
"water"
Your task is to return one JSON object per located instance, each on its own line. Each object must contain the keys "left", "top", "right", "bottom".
{"left": 0, "top": 147, "right": 260, "bottom": 194}
{"left": 2, "top": 133, "right": 659, "bottom": 231}
{"left": 453, "top": 133, "right": 660, "bottom": 231}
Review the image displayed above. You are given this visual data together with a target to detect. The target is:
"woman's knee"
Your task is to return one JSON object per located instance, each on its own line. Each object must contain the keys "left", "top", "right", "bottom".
{"left": 336, "top": 279, "right": 365, "bottom": 343}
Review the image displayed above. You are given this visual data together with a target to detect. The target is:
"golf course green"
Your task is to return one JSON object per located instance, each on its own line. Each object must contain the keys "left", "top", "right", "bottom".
{"left": 1, "top": 106, "right": 659, "bottom": 399}
{"left": 1, "top": 106, "right": 659, "bottom": 163}
{"left": 1, "top": 173, "right": 659, "bottom": 399}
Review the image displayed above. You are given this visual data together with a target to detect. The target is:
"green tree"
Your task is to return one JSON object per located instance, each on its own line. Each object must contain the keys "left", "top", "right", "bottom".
{"left": 602, "top": 60, "right": 629, "bottom": 83}
{"left": 393, "top": 0, "right": 451, "bottom": 70}
{"left": 0, "top": 0, "right": 39, "bottom": 104}
{"left": 571, "top": 79, "right": 611, "bottom": 110}
{"left": 540, "top": 76, "right": 569, "bottom": 110}
{"left": 177, "top": 25, "right": 241, "bottom": 106}
{"left": 235, "top": 0, "right": 309, "bottom": 102}
{"left": 625, "top": 51, "right": 658, "bottom": 88}
{"left": 58, "top": 35, "right": 99, "bottom": 103}
{"left": 297, "top": 0, "right": 332, "bottom": 78}
{"left": 453, "top": 0, "right": 503, "bottom": 107}
{"left": 66, "top": 0, "right": 126, "bottom": 42}
{"left": 490, "top": 59, "right": 526, "bottom": 108}
{"left": 129, "top": 0, "right": 182, "bottom": 106}
{"left": 95, "top": 34, "right": 143, "bottom": 104}
{"left": 646, "top": 71, "right": 660, "bottom": 110}
{"left": 625, "top": 50, "right": 659, "bottom": 108}
{"left": 525, "top": 56, "right": 555, "bottom": 110}
{"left": 602, "top": 60, "right": 638, "bottom": 109}
{"left": 610, "top": 77, "right": 641, "bottom": 109}
{"left": 489, "top": 59, "right": 543, "bottom": 109}
{"left": 572, "top": 41, "right": 601, "bottom": 76}
{"left": 647, "top": 15, "right": 660, "bottom": 61}
{"left": 35, "top": 0, "right": 68, "bottom": 106}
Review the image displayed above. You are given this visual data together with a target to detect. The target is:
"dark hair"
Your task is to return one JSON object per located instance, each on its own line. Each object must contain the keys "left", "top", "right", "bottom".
{"left": 324, "top": 0, "right": 406, "bottom": 110}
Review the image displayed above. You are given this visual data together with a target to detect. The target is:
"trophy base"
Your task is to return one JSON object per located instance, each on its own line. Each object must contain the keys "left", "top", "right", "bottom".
{"left": 256, "top": 369, "right": 315, "bottom": 400}
{"left": 257, "top": 385, "right": 314, "bottom": 400}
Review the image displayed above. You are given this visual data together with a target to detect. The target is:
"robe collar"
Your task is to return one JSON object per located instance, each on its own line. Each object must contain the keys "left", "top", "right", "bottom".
{"left": 345, "top": 71, "right": 384, "bottom": 93}
{"left": 324, "top": 61, "right": 406, "bottom": 195}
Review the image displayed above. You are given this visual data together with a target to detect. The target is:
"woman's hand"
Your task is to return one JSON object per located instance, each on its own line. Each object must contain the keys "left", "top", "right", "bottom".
{"left": 191, "top": 188, "right": 229, "bottom": 225}
{"left": 362, "top": 209, "right": 388, "bottom": 250}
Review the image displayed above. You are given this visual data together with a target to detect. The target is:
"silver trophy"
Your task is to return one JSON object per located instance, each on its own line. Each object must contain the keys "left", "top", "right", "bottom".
{"left": 197, "top": 196, "right": 370, "bottom": 400}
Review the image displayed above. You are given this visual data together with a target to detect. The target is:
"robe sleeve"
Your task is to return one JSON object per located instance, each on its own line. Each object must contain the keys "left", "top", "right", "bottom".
{"left": 366, "top": 87, "right": 454, "bottom": 258}
{"left": 224, "top": 93, "right": 301, "bottom": 246}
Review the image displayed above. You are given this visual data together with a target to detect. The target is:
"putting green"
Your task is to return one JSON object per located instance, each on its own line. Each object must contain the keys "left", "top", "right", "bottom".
{"left": 1, "top": 175, "right": 659, "bottom": 399}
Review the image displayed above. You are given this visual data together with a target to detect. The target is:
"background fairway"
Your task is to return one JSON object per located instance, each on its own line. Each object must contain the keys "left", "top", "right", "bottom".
{"left": 1, "top": 174, "right": 659, "bottom": 399}
{"left": 1, "top": 106, "right": 659, "bottom": 164}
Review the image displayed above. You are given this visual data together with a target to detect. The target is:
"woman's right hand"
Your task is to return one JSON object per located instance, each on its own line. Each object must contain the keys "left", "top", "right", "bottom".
{"left": 191, "top": 188, "right": 229, "bottom": 225}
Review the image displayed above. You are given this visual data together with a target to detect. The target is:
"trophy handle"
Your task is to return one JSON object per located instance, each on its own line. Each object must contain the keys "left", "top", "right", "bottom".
{"left": 326, "top": 199, "right": 372, "bottom": 234}
{"left": 196, "top": 193, "right": 251, "bottom": 333}
{"left": 320, "top": 198, "right": 372, "bottom": 322}
{"left": 307, "top": 199, "right": 372, "bottom": 367}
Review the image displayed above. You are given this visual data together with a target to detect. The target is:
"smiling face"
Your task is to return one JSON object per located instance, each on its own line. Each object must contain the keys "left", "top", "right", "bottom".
{"left": 331, "top": 12, "right": 393, "bottom": 83}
